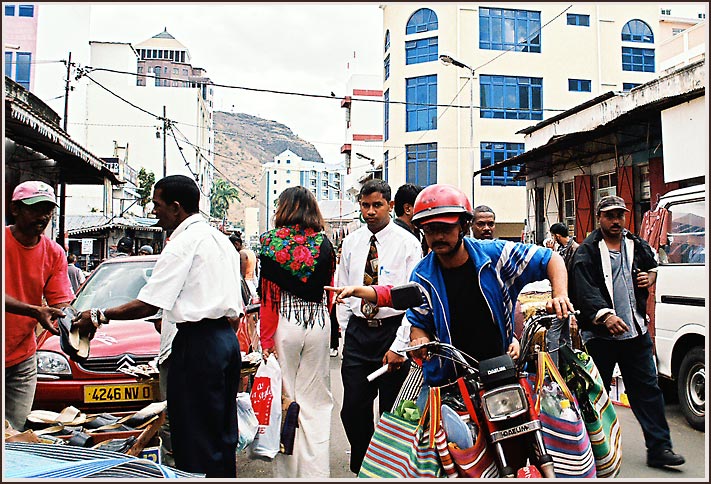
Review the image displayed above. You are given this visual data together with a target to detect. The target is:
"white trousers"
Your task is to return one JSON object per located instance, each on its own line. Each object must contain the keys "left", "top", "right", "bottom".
{"left": 273, "top": 308, "right": 333, "bottom": 478}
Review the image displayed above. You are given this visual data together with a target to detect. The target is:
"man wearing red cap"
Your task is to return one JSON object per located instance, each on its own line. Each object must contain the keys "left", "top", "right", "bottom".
{"left": 5, "top": 180, "right": 73, "bottom": 430}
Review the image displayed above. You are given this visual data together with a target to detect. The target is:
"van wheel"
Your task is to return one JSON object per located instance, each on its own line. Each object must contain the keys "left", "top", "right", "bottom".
{"left": 677, "top": 347, "right": 705, "bottom": 431}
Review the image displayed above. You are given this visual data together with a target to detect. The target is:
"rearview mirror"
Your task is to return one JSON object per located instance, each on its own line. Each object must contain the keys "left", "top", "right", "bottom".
{"left": 390, "top": 283, "right": 425, "bottom": 310}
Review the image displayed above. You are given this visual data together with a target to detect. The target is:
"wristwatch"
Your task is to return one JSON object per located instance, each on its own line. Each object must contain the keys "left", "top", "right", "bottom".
{"left": 90, "top": 308, "right": 109, "bottom": 328}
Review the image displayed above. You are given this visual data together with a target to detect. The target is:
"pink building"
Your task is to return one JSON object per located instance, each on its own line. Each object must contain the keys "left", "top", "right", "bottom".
{"left": 3, "top": 3, "right": 38, "bottom": 91}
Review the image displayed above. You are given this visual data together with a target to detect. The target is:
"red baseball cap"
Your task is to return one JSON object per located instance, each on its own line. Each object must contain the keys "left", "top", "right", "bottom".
{"left": 12, "top": 181, "right": 58, "bottom": 206}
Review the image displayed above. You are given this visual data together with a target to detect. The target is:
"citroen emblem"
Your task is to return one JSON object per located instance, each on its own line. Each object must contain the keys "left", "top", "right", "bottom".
{"left": 117, "top": 354, "right": 136, "bottom": 371}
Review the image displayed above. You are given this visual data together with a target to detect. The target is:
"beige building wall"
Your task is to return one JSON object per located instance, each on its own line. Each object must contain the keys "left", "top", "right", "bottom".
{"left": 383, "top": 3, "right": 664, "bottom": 234}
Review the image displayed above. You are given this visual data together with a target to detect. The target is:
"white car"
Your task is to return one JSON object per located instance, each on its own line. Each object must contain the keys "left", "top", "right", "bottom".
{"left": 653, "top": 185, "right": 706, "bottom": 431}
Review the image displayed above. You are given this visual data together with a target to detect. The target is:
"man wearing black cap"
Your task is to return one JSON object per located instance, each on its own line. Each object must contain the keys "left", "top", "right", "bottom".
{"left": 570, "top": 195, "right": 685, "bottom": 469}
{"left": 4, "top": 181, "right": 73, "bottom": 430}
{"left": 113, "top": 236, "right": 134, "bottom": 257}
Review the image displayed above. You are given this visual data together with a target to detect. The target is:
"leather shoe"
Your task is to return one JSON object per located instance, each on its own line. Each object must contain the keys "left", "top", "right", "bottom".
{"left": 647, "top": 449, "right": 685, "bottom": 468}
{"left": 58, "top": 306, "right": 90, "bottom": 363}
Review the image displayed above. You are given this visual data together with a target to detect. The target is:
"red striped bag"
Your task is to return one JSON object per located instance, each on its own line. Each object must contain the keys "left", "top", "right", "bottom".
{"left": 534, "top": 352, "right": 597, "bottom": 478}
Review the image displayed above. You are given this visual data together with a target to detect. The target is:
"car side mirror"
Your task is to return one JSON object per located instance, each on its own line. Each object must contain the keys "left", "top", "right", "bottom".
{"left": 390, "top": 283, "right": 426, "bottom": 310}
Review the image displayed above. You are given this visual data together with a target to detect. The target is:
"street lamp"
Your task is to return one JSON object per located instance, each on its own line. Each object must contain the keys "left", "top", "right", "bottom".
{"left": 440, "top": 53, "right": 475, "bottom": 205}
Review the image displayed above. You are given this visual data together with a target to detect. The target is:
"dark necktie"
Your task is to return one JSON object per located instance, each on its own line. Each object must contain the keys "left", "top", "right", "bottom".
{"left": 361, "top": 235, "right": 379, "bottom": 318}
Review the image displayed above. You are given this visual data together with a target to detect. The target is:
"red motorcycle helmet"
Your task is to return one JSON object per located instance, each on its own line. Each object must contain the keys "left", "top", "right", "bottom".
{"left": 411, "top": 184, "right": 473, "bottom": 227}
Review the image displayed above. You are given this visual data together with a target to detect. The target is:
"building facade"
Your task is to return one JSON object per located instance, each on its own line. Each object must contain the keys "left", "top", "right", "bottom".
{"left": 70, "top": 29, "right": 214, "bottom": 215}
{"left": 260, "top": 149, "right": 345, "bottom": 232}
{"left": 340, "top": 72, "right": 384, "bottom": 197}
{"left": 3, "top": 2, "right": 38, "bottom": 91}
{"left": 382, "top": 3, "right": 668, "bottom": 239}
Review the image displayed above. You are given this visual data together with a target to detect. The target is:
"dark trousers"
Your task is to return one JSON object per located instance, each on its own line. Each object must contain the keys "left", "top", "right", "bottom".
{"left": 585, "top": 331, "right": 672, "bottom": 455}
{"left": 329, "top": 305, "right": 340, "bottom": 350}
{"left": 168, "top": 317, "right": 241, "bottom": 477}
{"left": 340, "top": 315, "right": 410, "bottom": 474}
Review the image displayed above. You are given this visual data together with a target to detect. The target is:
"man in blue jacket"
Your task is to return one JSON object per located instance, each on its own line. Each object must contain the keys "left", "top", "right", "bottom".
{"left": 405, "top": 185, "right": 573, "bottom": 387}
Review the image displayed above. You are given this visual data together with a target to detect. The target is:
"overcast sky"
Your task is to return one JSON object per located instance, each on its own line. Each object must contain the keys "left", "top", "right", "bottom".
{"left": 33, "top": 3, "right": 384, "bottom": 165}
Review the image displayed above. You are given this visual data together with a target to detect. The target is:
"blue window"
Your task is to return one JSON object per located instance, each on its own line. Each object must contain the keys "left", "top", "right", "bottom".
{"left": 568, "top": 79, "right": 591, "bottom": 92}
{"left": 621, "top": 19, "right": 654, "bottom": 43}
{"left": 384, "top": 54, "right": 390, "bottom": 80}
{"left": 5, "top": 52, "right": 12, "bottom": 78}
{"left": 384, "top": 89, "right": 390, "bottom": 141}
{"left": 480, "top": 75, "right": 542, "bottom": 120}
{"left": 622, "top": 47, "right": 655, "bottom": 72}
{"left": 479, "top": 7, "right": 541, "bottom": 53}
{"left": 406, "top": 75, "right": 437, "bottom": 132}
{"left": 405, "top": 37, "right": 438, "bottom": 65}
{"left": 480, "top": 142, "right": 525, "bottom": 186}
{"left": 18, "top": 4, "right": 34, "bottom": 17}
{"left": 623, "top": 82, "right": 641, "bottom": 91}
{"left": 406, "top": 8, "right": 438, "bottom": 34}
{"left": 15, "top": 52, "right": 31, "bottom": 89}
{"left": 384, "top": 30, "right": 390, "bottom": 52}
{"left": 5, "top": 4, "right": 15, "bottom": 15}
{"left": 384, "top": 151, "right": 389, "bottom": 183}
{"left": 406, "top": 143, "right": 437, "bottom": 186}
{"left": 567, "top": 13, "right": 590, "bottom": 26}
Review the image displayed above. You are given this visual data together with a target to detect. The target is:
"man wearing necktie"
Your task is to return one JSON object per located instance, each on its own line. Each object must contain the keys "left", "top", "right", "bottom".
{"left": 335, "top": 179, "right": 423, "bottom": 474}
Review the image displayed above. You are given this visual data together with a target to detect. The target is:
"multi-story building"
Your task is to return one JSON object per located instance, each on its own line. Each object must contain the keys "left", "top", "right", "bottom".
{"left": 73, "top": 29, "right": 214, "bottom": 215}
{"left": 382, "top": 3, "right": 667, "bottom": 239}
{"left": 260, "top": 149, "right": 345, "bottom": 232}
{"left": 3, "top": 3, "right": 38, "bottom": 91}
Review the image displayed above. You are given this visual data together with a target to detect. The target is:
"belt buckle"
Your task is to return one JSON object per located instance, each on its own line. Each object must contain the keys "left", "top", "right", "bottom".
{"left": 367, "top": 319, "right": 382, "bottom": 328}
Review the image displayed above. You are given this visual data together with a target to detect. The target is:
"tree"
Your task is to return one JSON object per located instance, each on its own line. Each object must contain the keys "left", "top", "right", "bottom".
{"left": 210, "top": 177, "right": 241, "bottom": 220}
{"left": 137, "top": 168, "right": 156, "bottom": 216}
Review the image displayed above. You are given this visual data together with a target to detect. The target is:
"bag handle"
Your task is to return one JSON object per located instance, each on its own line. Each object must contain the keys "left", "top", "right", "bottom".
{"left": 455, "top": 377, "right": 483, "bottom": 429}
{"left": 424, "top": 386, "right": 442, "bottom": 448}
{"left": 535, "top": 351, "right": 576, "bottom": 413}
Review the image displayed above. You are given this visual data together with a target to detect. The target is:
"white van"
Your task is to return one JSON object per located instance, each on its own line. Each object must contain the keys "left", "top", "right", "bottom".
{"left": 653, "top": 185, "right": 706, "bottom": 431}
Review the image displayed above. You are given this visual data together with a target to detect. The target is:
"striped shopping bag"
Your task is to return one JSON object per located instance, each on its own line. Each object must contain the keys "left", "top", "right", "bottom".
{"left": 534, "top": 351, "right": 597, "bottom": 478}
{"left": 358, "top": 412, "right": 443, "bottom": 478}
{"left": 559, "top": 345, "right": 622, "bottom": 478}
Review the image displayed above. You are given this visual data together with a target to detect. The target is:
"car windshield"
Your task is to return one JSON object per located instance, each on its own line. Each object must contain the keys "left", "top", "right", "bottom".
{"left": 74, "top": 259, "right": 156, "bottom": 311}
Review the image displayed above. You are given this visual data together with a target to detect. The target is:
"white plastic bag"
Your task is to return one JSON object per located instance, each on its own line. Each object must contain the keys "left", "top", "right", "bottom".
{"left": 236, "top": 392, "right": 259, "bottom": 451}
{"left": 247, "top": 354, "right": 282, "bottom": 460}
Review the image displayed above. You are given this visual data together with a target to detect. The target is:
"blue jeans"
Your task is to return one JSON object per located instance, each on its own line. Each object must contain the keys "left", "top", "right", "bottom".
{"left": 4, "top": 354, "right": 37, "bottom": 431}
{"left": 585, "top": 332, "right": 673, "bottom": 455}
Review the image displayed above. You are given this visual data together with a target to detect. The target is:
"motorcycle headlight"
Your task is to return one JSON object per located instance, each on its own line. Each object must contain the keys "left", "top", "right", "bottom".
{"left": 36, "top": 351, "right": 72, "bottom": 376}
{"left": 482, "top": 384, "right": 528, "bottom": 421}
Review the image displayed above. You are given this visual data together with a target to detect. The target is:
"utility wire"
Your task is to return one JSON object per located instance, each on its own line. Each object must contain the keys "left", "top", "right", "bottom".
{"left": 80, "top": 65, "right": 569, "bottom": 113}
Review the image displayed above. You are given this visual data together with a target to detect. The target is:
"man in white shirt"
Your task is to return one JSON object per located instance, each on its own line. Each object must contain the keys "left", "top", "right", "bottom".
{"left": 73, "top": 175, "right": 244, "bottom": 477}
{"left": 336, "top": 179, "right": 422, "bottom": 474}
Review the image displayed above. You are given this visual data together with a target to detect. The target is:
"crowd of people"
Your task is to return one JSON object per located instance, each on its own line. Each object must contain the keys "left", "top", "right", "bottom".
{"left": 4, "top": 176, "right": 685, "bottom": 477}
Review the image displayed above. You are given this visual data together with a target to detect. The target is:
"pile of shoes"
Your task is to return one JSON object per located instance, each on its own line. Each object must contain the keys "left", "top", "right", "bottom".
{"left": 24, "top": 402, "right": 167, "bottom": 453}
{"left": 118, "top": 359, "right": 159, "bottom": 381}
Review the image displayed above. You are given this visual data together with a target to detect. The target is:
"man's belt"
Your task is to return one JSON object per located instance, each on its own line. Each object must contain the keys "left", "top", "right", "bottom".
{"left": 352, "top": 315, "right": 401, "bottom": 328}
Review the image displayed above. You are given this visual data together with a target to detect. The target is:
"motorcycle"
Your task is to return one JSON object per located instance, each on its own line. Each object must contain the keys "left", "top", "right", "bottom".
{"left": 389, "top": 282, "right": 579, "bottom": 478}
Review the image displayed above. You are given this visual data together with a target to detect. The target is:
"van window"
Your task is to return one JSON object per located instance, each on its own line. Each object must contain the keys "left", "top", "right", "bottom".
{"left": 661, "top": 200, "right": 705, "bottom": 264}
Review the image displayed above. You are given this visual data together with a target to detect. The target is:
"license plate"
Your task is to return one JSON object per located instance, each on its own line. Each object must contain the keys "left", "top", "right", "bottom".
{"left": 84, "top": 383, "right": 154, "bottom": 403}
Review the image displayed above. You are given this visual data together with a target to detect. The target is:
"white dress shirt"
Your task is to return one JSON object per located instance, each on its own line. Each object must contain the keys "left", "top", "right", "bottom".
{"left": 336, "top": 221, "right": 422, "bottom": 350}
{"left": 138, "top": 214, "right": 244, "bottom": 324}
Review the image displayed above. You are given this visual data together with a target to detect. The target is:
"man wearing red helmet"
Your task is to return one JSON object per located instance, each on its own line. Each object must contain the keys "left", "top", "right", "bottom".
{"left": 401, "top": 184, "right": 573, "bottom": 386}
{"left": 328, "top": 185, "right": 574, "bottom": 388}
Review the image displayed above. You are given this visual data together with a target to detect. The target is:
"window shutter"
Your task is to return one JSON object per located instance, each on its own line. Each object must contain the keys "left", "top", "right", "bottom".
{"left": 617, "top": 165, "right": 635, "bottom": 232}
{"left": 574, "top": 174, "right": 593, "bottom": 243}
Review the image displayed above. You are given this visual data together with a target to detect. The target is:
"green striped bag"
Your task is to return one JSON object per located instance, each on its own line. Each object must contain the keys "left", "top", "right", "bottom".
{"left": 559, "top": 345, "right": 623, "bottom": 478}
{"left": 358, "top": 411, "right": 444, "bottom": 478}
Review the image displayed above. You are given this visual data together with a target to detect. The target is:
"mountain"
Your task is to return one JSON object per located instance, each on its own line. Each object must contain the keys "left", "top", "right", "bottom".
{"left": 212, "top": 111, "right": 323, "bottom": 226}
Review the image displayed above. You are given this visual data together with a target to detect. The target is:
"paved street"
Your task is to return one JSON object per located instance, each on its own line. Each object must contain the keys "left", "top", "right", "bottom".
{"left": 237, "top": 350, "right": 707, "bottom": 479}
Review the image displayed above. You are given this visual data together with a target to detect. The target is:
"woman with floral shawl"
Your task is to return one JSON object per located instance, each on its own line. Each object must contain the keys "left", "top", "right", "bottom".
{"left": 258, "top": 186, "right": 335, "bottom": 478}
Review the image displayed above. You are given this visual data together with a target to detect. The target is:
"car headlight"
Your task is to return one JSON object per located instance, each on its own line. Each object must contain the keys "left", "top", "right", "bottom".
{"left": 482, "top": 384, "right": 528, "bottom": 421}
{"left": 36, "top": 351, "right": 72, "bottom": 376}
